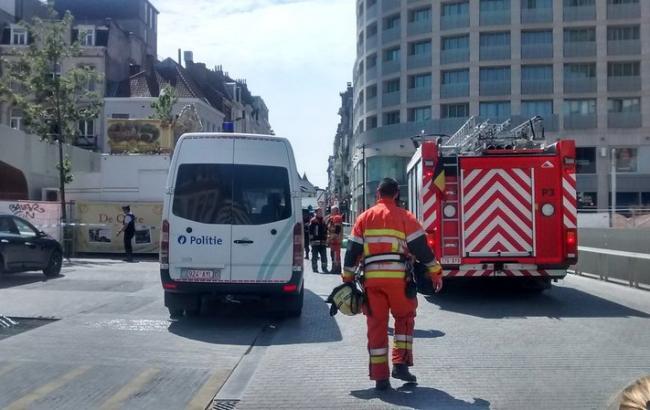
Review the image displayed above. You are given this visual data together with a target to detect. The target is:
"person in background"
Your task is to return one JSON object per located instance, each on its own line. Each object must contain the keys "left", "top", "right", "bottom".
{"left": 326, "top": 206, "right": 344, "bottom": 275}
{"left": 116, "top": 205, "right": 136, "bottom": 262}
{"left": 303, "top": 209, "right": 311, "bottom": 260}
{"left": 309, "top": 208, "right": 328, "bottom": 273}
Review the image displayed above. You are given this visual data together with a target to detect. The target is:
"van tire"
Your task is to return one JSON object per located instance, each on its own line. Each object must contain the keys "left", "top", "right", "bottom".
{"left": 168, "top": 307, "right": 183, "bottom": 319}
{"left": 284, "top": 286, "right": 304, "bottom": 318}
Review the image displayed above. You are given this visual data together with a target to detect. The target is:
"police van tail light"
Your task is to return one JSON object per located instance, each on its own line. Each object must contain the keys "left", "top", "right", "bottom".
{"left": 292, "top": 223, "right": 303, "bottom": 272}
{"left": 161, "top": 219, "right": 169, "bottom": 269}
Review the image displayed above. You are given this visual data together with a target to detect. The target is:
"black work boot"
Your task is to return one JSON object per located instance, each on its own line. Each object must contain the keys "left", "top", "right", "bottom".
{"left": 375, "top": 379, "right": 391, "bottom": 391}
{"left": 392, "top": 364, "right": 417, "bottom": 383}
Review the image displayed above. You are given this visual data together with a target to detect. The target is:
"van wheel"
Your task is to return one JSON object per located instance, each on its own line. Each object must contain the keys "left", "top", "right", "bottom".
{"left": 168, "top": 307, "right": 184, "bottom": 319}
{"left": 43, "top": 250, "right": 62, "bottom": 278}
{"left": 284, "top": 287, "right": 304, "bottom": 318}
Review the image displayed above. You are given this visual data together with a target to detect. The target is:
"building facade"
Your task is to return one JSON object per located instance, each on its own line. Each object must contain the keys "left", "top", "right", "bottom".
{"left": 328, "top": 83, "right": 354, "bottom": 218}
{"left": 352, "top": 0, "right": 650, "bottom": 217}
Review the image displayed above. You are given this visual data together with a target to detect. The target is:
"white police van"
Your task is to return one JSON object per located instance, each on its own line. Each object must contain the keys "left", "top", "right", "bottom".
{"left": 160, "top": 133, "right": 304, "bottom": 317}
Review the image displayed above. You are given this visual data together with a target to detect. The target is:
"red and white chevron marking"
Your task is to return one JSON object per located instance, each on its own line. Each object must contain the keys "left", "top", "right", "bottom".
{"left": 563, "top": 172, "right": 577, "bottom": 229}
{"left": 422, "top": 176, "right": 437, "bottom": 231}
{"left": 462, "top": 168, "right": 534, "bottom": 254}
{"left": 444, "top": 270, "right": 565, "bottom": 277}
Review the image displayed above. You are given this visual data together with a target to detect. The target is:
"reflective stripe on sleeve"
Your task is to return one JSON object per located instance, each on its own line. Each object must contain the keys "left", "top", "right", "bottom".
{"left": 349, "top": 235, "right": 363, "bottom": 245}
{"left": 406, "top": 229, "right": 426, "bottom": 243}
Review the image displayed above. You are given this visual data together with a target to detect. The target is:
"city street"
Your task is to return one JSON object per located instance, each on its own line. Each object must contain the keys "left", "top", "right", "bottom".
{"left": 0, "top": 259, "right": 649, "bottom": 409}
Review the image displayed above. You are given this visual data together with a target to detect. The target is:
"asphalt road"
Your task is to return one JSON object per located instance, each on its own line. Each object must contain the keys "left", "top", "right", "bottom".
{"left": 0, "top": 258, "right": 648, "bottom": 409}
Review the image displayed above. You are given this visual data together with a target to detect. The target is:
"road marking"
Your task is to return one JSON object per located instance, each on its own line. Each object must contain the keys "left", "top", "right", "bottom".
{"left": 0, "top": 363, "right": 19, "bottom": 377}
{"left": 186, "top": 369, "right": 232, "bottom": 410}
{"left": 99, "top": 367, "right": 160, "bottom": 410}
{"left": 5, "top": 365, "right": 92, "bottom": 410}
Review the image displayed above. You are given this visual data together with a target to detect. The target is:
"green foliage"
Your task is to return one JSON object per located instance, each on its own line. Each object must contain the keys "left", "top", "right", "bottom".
{"left": 0, "top": 7, "right": 103, "bottom": 143}
{"left": 55, "top": 155, "right": 74, "bottom": 184}
{"left": 150, "top": 84, "right": 177, "bottom": 125}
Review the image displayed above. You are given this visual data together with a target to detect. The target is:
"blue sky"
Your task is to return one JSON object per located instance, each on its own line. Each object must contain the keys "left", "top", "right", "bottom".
{"left": 155, "top": 0, "right": 355, "bottom": 188}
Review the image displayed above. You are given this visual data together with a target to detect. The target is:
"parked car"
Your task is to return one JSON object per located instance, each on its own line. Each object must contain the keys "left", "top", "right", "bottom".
{"left": 0, "top": 214, "right": 63, "bottom": 278}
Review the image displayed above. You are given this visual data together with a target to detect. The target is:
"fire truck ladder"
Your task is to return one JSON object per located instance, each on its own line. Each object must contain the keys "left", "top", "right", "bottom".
{"left": 441, "top": 116, "right": 545, "bottom": 155}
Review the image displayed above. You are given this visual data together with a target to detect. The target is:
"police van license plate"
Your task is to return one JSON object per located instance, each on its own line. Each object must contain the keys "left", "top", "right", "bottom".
{"left": 181, "top": 269, "right": 221, "bottom": 282}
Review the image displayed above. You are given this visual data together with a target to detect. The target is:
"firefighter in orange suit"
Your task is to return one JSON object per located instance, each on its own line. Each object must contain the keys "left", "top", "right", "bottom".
{"left": 327, "top": 206, "right": 344, "bottom": 275}
{"left": 343, "top": 178, "right": 443, "bottom": 391}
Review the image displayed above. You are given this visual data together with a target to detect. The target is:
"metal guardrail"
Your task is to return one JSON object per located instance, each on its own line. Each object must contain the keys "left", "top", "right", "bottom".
{"left": 575, "top": 245, "right": 650, "bottom": 290}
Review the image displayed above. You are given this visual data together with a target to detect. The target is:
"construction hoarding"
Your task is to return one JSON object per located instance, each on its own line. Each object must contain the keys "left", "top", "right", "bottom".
{"left": 0, "top": 200, "right": 62, "bottom": 241}
{"left": 107, "top": 119, "right": 173, "bottom": 154}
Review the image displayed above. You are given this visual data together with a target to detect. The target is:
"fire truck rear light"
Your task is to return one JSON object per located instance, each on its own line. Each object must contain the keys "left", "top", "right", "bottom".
{"left": 541, "top": 203, "right": 555, "bottom": 217}
{"left": 425, "top": 170, "right": 434, "bottom": 178}
{"left": 426, "top": 233, "right": 436, "bottom": 249}
{"left": 566, "top": 230, "right": 577, "bottom": 247}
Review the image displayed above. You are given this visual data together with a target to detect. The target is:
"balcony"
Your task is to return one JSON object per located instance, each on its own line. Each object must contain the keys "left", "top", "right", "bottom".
{"left": 366, "top": 97, "right": 377, "bottom": 111}
{"left": 441, "top": 48, "right": 469, "bottom": 65}
{"left": 74, "top": 135, "right": 98, "bottom": 149}
{"left": 607, "top": 2, "right": 639, "bottom": 20}
{"left": 407, "top": 87, "right": 432, "bottom": 103}
{"left": 521, "top": 7, "right": 553, "bottom": 24}
{"left": 480, "top": 9, "right": 511, "bottom": 26}
{"left": 357, "top": 43, "right": 364, "bottom": 56}
{"left": 407, "top": 20, "right": 432, "bottom": 36}
{"left": 563, "top": 5, "right": 596, "bottom": 22}
{"left": 564, "top": 78, "right": 597, "bottom": 94}
{"left": 440, "top": 83, "right": 469, "bottom": 99}
{"left": 608, "top": 39, "right": 641, "bottom": 56}
{"left": 479, "top": 45, "right": 511, "bottom": 61}
{"left": 381, "top": 0, "right": 400, "bottom": 12}
{"left": 608, "top": 112, "right": 642, "bottom": 129}
{"left": 381, "top": 60, "right": 400, "bottom": 75}
{"left": 564, "top": 113, "right": 597, "bottom": 129}
{"left": 407, "top": 53, "right": 431, "bottom": 70}
{"left": 367, "top": 3, "right": 378, "bottom": 20}
{"left": 382, "top": 91, "right": 400, "bottom": 107}
{"left": 366, "top": 66, "right": 377, "bottom": 81}
{"left": 366, "top": 35, "right": 377, "bottom": 50}
{"left": 521, "top": 43, "right": 553, "bottom": 60}
{"left": 480, "top": 80, "right": 511, "bottom": 96}
{"left": 382, "top": 26, "right": 400, "bottom": 43}
{"left": 521, "top": 79, "right": 553, "bottom": 95}
{"left": 441, "top": 14, "right": 469, "bottom": 31}
{"left": 563, "top": 42, "right": 596, "bottom": 58}
{"left": 608, "top": 76, "right": 641, "bottom": 93}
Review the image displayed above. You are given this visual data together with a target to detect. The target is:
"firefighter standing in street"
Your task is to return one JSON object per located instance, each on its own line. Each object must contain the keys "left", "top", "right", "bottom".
{"left": 342, "top": 178, "right": 443, "bottom": 391}
{"left": 326, "top": 206, "right": 344, "bottom": 275}
{"left": 309, "top": 208, "right": 328, "bottom": 273}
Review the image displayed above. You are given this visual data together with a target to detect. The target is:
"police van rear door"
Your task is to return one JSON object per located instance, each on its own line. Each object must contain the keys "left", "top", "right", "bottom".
{"left": 168, "top": 137, "right": 234, "bottom": 282}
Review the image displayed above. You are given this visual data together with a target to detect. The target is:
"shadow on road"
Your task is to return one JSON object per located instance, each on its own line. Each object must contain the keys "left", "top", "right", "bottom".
{"left": 351, "top": 383, "right": 491, "bottom": 409}
{"left": 0, "top": 272, "right": 64, "bottom": 289}
{"left": 167, "top": 289, "right": 342, "bottom": 345}
{"left": 425, "top": 280, "right": 650, "bottom": 319}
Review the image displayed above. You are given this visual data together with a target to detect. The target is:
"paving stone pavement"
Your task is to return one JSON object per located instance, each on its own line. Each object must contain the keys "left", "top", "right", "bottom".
{"left": 235, "top": 265, "right": 650, "bottom": 410}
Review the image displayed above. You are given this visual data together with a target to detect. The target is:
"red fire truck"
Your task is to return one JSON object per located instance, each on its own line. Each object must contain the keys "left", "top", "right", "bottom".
{"left": 406, "top": 116, "right": 577, "bottom": 290}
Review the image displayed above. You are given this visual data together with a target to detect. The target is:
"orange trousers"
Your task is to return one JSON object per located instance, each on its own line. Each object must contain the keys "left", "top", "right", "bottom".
{"left": 363, "top": 283, "right": 417, "bottom": 381}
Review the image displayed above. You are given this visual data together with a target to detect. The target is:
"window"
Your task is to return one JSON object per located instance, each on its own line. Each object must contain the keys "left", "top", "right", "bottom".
{"left": 50, "top": 62, "right": 62, "bottom": 81}
{"left": 367, "top": 157, "right": 408, "bottom": 184}
{"left": 564, "top": 0, "right": 594, "bottom": 6}
{"left": 78, "top": 119, "right": 95, "bottom": 137}
{"left": 441, "top": 69, "right": 469, "bottom": 85}
{"left": 11, "top": 27, "right": 27, "bottom": 45}
{"left": 564, "top": 28, "right": 596, "bottom": 42}
{"left": 608, "top": 62, "right": 640, "bottom": 77}
{"left": 384, "top": 78, "right": 400, "bottom": 93}
{"left": 576, "top": 147, "right": 596, "bottom": 174}
{"left": 79, "top": 28, "right": 95, "bottom": 46}
{"left": 367, "top": 23, "right": 378, "bottom": 37}
{"left": 0, "top": 217, "right": 18, "bottom": 235}
{"left": 442, "top": 1, "right": 469, "bottom": 16}
{"left": 522, "top": 65, "right": 553, "bottom": 81}
{"left": 13, "top": 217, "right": 37, "bottom": 237}
{"left": 442, "top": 34, "right": 469, "bottom": 50}
{"left": 367, "top": 84, "right": 377, "bottom": 98}
{"left": 172, "top": 164, "right": 292, "bottom": 225}
{"left": 608, "top": 98, "right": 640, "bottom": 113}
{"left": 384, "top": 111, "right": 400, "bottom": 125}
{"left": 522, "top": 0, "right": 552, "bottom": 8}
{"left": 607, "top": 26, "right": 640, "bottom": 41}
{"left": 565, "top": 63, "right": 596, "bottom": 79}
{"left": 480, "top": 101, "right": 511, "bottom": 119}
{"left": 563, "top": 99, "right": 596, "bottom": 115}
{"left": 480, "top": 66, "right": 511, "bottom": 82}
{"left": 410, "top": 106, "right": 431, "bottom": 122}
{"left": 481, "top": 0, "right": 510, "bottom": 11}
{"left": 384, "top": 47, "right": 400, "bottom": 62}
{"left": 367, "top": 54, "right": 377, "bottom": 68}
{"left": 79, "top": 65, "right": 96, "bottom": 91}
{"left": 10, "top": 109, "right": 23, "bottom": 130}
{"left": 608, "top": 0, "right": 638, "bottom": 3}
{"left": 441, "top": 103, "right": 469, "bottom": 118}
{"left": 384, "top": 14, "right": 400, "bottom": 30}
{"left": 367, "top": 115, "right": 378, "bottom": 129}
{"left": 409, "top": 7, "right": 431, "bottom": 22}
{"left": 480, "top": 32, "right": 510, "bottom": 47}
{"left": 614, "top": 148, "right": 637, "bottom": 172}
{"left": 521, "top": 100, "right": 553, "bottom": 117}
{"left": 410, "top": 73, "right": 432, "bottom": 89}
{"left": 410, "top": 40, "right": 431, "bottom": 56}
{"left": 112, "top": 113, "right": 130, "bottom": 119}
{"left": 521, "top": 30, "right": 552, "bottom": 46}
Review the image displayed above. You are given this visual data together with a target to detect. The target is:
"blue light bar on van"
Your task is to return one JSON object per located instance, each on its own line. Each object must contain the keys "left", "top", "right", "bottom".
{"left": 223, "top": 121, "right": 235, "bottom": 133}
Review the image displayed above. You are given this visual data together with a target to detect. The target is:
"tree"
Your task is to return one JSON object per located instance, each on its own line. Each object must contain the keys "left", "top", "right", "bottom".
{"left": 0, "top": 8, "right": 103, "bottom": 255}
{"left": 150, "top": 84, "right": 177, "bottom": 126}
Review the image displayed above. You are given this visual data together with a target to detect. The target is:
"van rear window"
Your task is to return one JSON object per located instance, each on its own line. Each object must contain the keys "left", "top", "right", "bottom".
{"left": 172, "top": 164, "right": 292, "bottom": 225}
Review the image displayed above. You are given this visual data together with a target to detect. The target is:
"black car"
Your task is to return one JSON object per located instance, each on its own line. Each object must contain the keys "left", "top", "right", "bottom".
{"left": 0, "top": 214, "right": 63, "bottom": 278}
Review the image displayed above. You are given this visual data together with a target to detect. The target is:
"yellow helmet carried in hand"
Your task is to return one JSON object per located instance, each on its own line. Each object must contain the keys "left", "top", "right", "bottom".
{"left": 326, "top": 282, "right": 364, "bottom": 316}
